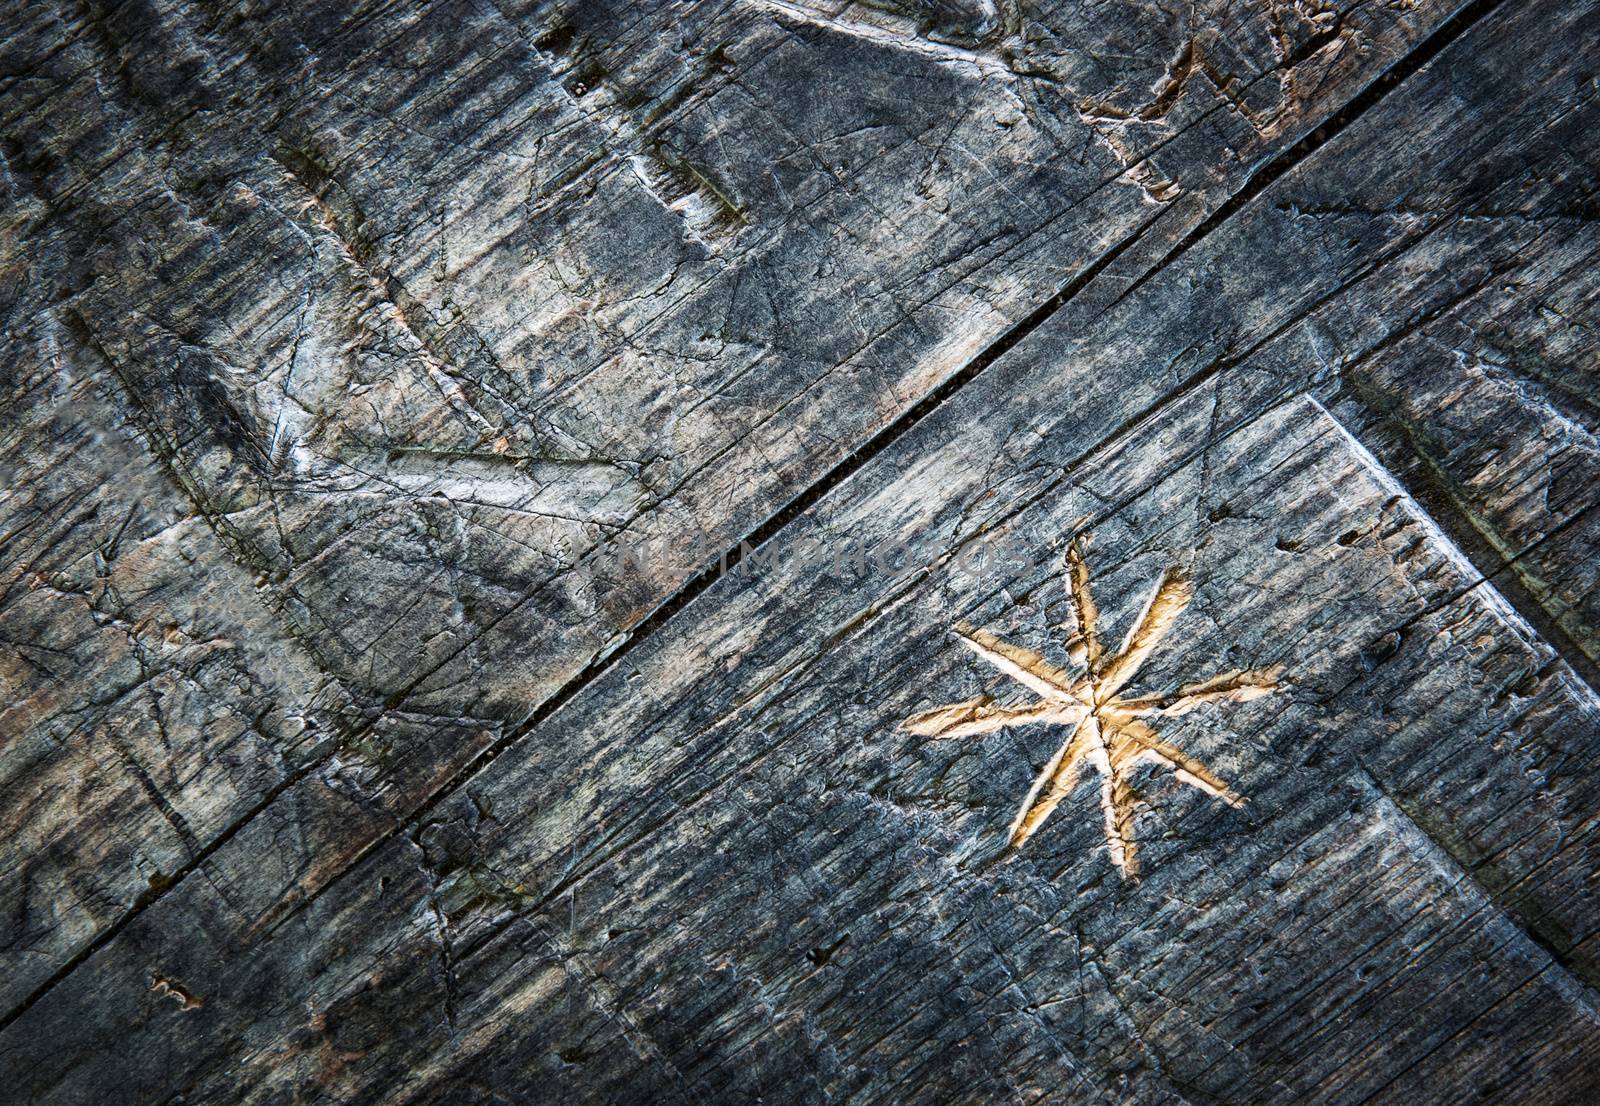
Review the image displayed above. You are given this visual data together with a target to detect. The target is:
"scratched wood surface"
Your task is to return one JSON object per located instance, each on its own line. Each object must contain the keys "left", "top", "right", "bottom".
{"left": 2, "top": 0, "right": 1598, "bottom": 1101}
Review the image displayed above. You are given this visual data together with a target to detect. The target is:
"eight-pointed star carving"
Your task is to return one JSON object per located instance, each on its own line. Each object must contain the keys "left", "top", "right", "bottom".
{"left": 903, "top": 538, "right": 1283, "bottom": 879}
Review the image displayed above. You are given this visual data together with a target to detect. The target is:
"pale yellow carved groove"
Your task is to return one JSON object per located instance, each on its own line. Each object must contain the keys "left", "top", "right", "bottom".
{"left": 150, "top": 974, "right": 204, "bottom": 1011}
{"left": 903, "top": 537, "right": 1284, "bottom": 879}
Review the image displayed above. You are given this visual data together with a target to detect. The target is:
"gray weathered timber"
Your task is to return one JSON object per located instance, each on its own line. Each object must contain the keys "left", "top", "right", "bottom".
{"left": 0, "top": 325, "right": 367, "bottom": 1009}
{"left": 4, "top": 0, "right": 1454, "bottom": 716}
{"left": 0, "top": 0, "right": 1469, "bottom": 1014}
{"left": 3, "top": 0, "right": 1599, "bottom": 1102}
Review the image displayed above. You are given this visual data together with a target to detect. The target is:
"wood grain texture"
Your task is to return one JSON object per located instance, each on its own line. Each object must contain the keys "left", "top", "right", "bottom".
{"left": 2, "top": 0, "right": 1598, "bottom": 1101}
{"left": 0, "top": 0, "right": 1466, "bottom": 1010}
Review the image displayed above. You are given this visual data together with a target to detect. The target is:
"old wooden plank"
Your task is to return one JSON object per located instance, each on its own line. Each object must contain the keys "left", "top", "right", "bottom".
{"left": 0, "top": 0, "right": 1461, "bottom": 722}
{"left": 350, "top": 397, "right": 1600, "bottom": 1103}
{"left": 11, "top": 387, "right": 1598, "bottom": 1103}
{"left": 0, "top": 321, "right": 361, "bottom": 1012}
{"left": 0, "top": 0, "right": 1593, "bottom": 1101}
{"left": 0, "top": 0, "right": 1487, "bottom": 1021}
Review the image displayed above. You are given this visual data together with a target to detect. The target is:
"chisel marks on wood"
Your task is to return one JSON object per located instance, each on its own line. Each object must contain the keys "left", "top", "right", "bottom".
{"left": 904, "top": 535, "right": 1281, "bottom": 877}
{"left": 1308, "top": 395, "right": 1592, "bottom": 691}
{"left": 1072, "top": 119, "right": 1181, "bottom": 204}
{"left": 149, "top": 975, "right": 203, "bottom": 1012}
{"left": 1075, "top": 0, "right": 1360, "bottom": 203}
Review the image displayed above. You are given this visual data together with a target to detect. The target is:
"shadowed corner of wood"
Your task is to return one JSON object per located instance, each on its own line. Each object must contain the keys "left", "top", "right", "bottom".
{"left": 900, "top": 535, "right": 1286, "bottom": 881}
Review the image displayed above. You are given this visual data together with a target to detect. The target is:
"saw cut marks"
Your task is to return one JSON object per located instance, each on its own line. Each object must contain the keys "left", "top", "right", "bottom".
{"left": 903, "top": 538, "right": 1282, "bottom": 877}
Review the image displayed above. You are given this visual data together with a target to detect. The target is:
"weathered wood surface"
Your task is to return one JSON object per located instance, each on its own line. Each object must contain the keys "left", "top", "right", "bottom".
{"left": 2, "top": 0, "right": 1599, "bottom": 1101}
{"left": 0, "top": 0, "right": 1466, "bottom": 1016}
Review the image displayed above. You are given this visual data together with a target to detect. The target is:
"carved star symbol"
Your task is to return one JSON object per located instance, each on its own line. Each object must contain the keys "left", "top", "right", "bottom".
{"left": 903, "top": 538, "right": 1282, "bottom": 879}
